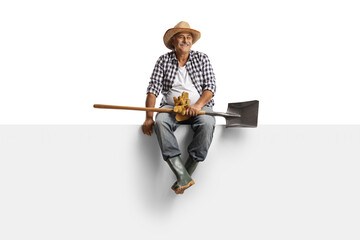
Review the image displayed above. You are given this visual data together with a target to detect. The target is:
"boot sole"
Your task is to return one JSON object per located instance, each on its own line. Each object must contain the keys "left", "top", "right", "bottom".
{"left": 174, "top": 180, "right": 195, "bottom": 194}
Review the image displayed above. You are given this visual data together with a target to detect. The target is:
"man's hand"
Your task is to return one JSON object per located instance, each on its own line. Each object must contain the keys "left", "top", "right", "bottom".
{"left": 143, "top": 93, "right": 156, "bottom": 136}
{"left": 142, "top": 118, "right": 155, "bottom": 136}
{"left": 186, "top": 104, "right": 202, "bottom": 116}
{"left": 185, "top": 90, "right": 213, "bottom": 117}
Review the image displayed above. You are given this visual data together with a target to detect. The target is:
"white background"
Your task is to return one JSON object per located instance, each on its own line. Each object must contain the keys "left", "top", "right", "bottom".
{"left": 1, "top": 2, "right": 360, "bottom": 239}
{"left": 1, "top": 0, "right": 360, "bottom": 124}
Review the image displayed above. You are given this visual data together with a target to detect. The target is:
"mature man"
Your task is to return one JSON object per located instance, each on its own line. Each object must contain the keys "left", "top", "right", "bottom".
{"left": 142, "top": 21, "right": 216, "bottom": 194}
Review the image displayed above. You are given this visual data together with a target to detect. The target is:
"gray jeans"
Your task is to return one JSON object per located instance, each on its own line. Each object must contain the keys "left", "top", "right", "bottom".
{"left": 154, "top": 105, "right": 215, "bottom": 162}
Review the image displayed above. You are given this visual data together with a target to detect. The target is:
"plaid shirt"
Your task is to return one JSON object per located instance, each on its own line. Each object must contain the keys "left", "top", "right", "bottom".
{"left": 147, "top": 50, "right": 216, "bottom": 107}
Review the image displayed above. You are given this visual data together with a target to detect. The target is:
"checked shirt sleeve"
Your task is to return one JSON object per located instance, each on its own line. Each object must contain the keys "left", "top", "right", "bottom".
{"left": 146, "top": 56, "right": 164, "bottom": 97}
{"left": 202, "top": 54, "right": 216, "bottom": 96}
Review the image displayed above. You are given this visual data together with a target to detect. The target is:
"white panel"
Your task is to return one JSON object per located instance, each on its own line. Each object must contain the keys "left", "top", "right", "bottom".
{"left": 0, "top": 125, "right": 359, "bottom": 239}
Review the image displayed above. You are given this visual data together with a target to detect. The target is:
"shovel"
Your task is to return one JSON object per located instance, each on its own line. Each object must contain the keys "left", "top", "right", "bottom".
{"left": 93, "top": 100, "right": 259, "bottom": 128}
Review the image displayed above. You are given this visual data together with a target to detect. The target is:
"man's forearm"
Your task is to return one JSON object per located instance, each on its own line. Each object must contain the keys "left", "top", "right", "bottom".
{"left": 145, "top": 93, "right": 157, "bottom": 119}
{"left": 195, "top": 90, "right": 213, "bottom": 108}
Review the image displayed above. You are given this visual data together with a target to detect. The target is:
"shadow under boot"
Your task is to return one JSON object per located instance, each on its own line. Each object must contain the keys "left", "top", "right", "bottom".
{"left": 166, "top": 156, "right": 195, "bottom": 194}
{"left": 171, "top": 156, "right": 198, "bottom": 194}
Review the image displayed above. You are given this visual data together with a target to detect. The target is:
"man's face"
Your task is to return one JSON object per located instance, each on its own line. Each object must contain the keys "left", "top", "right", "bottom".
{"left": 172, "top": 32, "right": 193, "bottom": 52}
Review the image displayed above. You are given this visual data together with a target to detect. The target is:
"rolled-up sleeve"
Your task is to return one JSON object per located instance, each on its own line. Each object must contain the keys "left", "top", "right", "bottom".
{"left": 202, "top": 54, "right": 216, "bottom": 96}
{"left": 146, "top": 56, "right": 163, "bottom": 97}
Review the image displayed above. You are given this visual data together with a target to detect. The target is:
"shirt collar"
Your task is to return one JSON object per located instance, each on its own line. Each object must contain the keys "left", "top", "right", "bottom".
{"left": 170, "top": 50, "right": 194, "bottom": 64}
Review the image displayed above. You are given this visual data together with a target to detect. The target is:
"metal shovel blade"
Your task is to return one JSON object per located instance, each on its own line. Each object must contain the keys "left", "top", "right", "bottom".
{"left": 224, "top": 100, "right": 259, "bottom": 128}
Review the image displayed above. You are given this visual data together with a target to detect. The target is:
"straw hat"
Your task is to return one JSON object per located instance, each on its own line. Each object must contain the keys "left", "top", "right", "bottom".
{"left": 163, "top": 21, "right": 201, "bottom": 50}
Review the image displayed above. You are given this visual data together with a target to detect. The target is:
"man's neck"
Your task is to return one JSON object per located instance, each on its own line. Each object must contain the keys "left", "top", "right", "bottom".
{"left": 175, "top": 50, "right": 190, "bottom": 67}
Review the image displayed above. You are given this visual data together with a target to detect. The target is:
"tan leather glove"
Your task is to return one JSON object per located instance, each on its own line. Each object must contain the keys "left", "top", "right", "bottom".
{"left": 173, "top": 92, "right": 191, "bottom": 121}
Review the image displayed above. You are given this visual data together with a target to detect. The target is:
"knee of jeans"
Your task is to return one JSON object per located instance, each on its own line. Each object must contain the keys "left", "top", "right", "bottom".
{"left": 154, "top": 113, "right": 171, "bottom": 130}
{"left": 196, "top": 116, "right": 215, "bottom": 130}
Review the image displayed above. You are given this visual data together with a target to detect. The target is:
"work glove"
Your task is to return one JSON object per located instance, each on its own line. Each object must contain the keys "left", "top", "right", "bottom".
{"left": 173, "top": 92, "right": 191, "bottom": 121}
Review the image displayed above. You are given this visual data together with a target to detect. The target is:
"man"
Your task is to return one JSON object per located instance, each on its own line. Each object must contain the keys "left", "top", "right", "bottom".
{"left": 142, "top": 21, "right": 216, "bottom": 194}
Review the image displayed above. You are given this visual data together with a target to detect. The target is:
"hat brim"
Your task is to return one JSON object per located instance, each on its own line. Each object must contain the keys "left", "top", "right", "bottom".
{"left": 163, "top": 28, "right": 201, "bottom": 50}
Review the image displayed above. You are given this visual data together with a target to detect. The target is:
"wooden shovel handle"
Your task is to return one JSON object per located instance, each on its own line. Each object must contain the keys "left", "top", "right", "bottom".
{"left": 93, "top": 104, "right": 174, "bottom": 113}
{"left": 94, "top": 104, "right": 206, "bottom": 115}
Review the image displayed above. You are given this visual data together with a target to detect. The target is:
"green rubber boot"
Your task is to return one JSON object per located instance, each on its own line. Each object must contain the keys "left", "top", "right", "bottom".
{"left": 166, "top": 156, "right": 195, "bottom": 194}
{"left": 171, "top": 156, "right": 198, "bottom": 194}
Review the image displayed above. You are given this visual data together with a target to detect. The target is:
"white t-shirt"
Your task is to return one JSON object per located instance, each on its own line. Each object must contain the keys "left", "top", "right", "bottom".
{"left": 165, "top": 66, "right": 201, "bottom": 106}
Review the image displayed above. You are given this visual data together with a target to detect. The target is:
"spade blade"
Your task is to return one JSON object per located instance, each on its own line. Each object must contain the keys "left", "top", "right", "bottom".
{"left": 225, "top": 100, "right": 259, "bottom": 128}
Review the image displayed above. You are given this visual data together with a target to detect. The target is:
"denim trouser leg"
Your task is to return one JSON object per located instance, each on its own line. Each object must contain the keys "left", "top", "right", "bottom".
{"left": 154, "top": 105, "right": 181, "bottom": 160}
{"left": 154, "top": 105, "right": 215, "bottom": 161}
{"left": 187, "top": 107, "right": 215, "bottom": 161}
